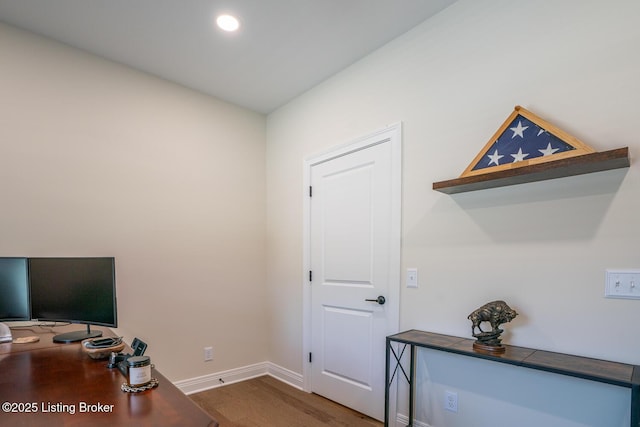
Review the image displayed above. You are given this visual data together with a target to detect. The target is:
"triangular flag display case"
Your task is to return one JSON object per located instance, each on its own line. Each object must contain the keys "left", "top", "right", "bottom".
{"left": 433, "top": 106, "right": 630, "bottom": 194}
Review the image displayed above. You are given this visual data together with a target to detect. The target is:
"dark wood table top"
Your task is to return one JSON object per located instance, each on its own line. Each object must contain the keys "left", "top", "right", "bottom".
{"left": 0, "top": 324, "right": 217, "bottom": 427}
{"left": 388, "top": 329, "right": 640, "bottom": 388}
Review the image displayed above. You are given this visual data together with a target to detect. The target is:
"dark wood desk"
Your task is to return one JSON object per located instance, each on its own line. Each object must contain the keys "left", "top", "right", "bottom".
{"left": 385, "top": 329, "right": 640, "bottom": 427}
{"left": 0, "top": 325, "right": 218, "bottom": 427}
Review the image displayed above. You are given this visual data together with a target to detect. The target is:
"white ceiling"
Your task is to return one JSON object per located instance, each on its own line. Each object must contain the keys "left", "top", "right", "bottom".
{"left": 0, "top": 0, "right": 457, "bottom": 113}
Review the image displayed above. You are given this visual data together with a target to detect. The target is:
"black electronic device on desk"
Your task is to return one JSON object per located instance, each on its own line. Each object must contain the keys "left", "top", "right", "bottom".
{"left": 107, "top": 337, "right": 148, "bottom": 376}
{"left": 29, "top": 257, "right": 118, "bottom": 343}
{"left": 82, "top": 336, "right": 125, "bottom": 360}
{"left": 0, "top": 257, "right": 30, "bottom": 343}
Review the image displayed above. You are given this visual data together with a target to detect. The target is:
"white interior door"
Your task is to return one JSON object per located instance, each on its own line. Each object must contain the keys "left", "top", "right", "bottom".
{"left": 305, "top": 125, "right": 401, "bottom": 421}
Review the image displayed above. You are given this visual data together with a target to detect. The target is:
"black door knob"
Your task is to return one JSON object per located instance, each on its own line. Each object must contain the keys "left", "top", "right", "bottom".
{"left": 365, "top": 296, "right": 386, "bottom": 305}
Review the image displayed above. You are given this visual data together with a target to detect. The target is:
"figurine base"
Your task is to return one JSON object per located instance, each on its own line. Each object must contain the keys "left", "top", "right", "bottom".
{"left": 473, "top": 341, "right": 505, "bottom": 355}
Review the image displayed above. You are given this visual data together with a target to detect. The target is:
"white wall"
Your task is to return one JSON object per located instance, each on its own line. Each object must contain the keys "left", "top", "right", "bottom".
{"left": 0, "top": 22, "right": 268, "bottom": 381}
{"left": 266, "top": 0, "right": 640, "bottom": 425}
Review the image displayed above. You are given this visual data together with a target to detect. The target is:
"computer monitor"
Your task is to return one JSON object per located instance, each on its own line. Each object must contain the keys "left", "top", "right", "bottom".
{"left": 0, "top": 257, "right": 30, "bottom": 343}
{"left": 29, "top": 257, "right": 117, "bottom": 343}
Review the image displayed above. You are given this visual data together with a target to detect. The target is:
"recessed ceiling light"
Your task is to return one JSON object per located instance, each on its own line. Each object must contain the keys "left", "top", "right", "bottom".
{"left": 216, "top": 14, "right": 240, "bottom": 32}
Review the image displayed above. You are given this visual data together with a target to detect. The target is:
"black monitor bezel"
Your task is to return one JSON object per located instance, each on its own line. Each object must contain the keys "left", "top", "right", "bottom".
{"left": 28, "top": 257, "right": 118, "bottom": 328}
{"left": 0, "top": 257, "right": 31, "bottom": 321}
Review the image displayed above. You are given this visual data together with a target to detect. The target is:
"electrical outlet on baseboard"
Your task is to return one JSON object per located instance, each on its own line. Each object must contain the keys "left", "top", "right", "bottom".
{"left": 444, "top": 390, "right": 458, "bottom": 413}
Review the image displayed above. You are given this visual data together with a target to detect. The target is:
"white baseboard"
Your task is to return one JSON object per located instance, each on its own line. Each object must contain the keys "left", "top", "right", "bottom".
{"left": 174, "top": 361, "right": 303, "bottom": 395}
{"left": 267, "top": 362, "right": 304, "bottom": 390}
{"left": 396, "top": 413, "right": 430, "bottom": 427}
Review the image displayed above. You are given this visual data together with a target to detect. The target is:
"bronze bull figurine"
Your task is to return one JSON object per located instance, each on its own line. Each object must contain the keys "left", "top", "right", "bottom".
{"left": 468, "top": 300, "right": 518, "bottom": 336}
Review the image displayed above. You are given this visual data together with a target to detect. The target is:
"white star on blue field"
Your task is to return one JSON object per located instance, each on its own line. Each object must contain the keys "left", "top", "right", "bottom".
{"left": 472, "top": 115, "right": 575, "bottom": 171}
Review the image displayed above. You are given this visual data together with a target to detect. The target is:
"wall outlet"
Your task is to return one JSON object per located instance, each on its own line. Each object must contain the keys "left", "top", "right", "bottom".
{"left": 444, "top": 390, "right": 458, "bottom": 413}
{"left": 204, "top": 346, "right": 213, "bottom": 361}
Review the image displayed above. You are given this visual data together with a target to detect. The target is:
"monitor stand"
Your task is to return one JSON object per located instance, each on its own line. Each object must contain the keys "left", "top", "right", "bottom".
{"left": 0, "top": 323, "right": 13, "bottom": 343}
{"left": 53, "top": 324, "right": 103, "bottom": 343}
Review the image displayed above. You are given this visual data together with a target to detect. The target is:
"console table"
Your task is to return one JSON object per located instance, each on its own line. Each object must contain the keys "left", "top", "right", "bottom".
{"left": 0, "top": 325, "right": 218, "bottom": 426}
{"left": 385, "top": 329, "right": 640, "bottom": 427}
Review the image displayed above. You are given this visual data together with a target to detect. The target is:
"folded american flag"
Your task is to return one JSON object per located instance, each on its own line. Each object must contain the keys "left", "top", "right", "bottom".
{"left": 461, "top": 106, "right": 594, "bottom": 177}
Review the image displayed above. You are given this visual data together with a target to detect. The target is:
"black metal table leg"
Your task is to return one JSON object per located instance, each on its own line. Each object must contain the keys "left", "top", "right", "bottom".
{"left": 385, "top": 337, "right": 390, "bottom": 427}
{"left": 632, "top": 383, "right": 639, "bottom": 427}
{"left": 408, "top": 343, "right": 415, "bottom": 427}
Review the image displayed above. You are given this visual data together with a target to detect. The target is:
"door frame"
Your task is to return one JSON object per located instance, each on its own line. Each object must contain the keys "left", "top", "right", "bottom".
{"left": 302, "top": 122, "right": 402, "bottom": 416}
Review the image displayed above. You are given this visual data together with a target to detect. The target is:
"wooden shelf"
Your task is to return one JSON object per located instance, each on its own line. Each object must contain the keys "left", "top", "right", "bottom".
{"left": 433, "top": 147, "right": 630, "bottom": 194}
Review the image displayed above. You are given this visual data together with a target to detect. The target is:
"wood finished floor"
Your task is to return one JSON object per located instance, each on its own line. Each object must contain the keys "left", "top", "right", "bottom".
{"left": 189, "top": 375, "right": 383, "bottom": 427}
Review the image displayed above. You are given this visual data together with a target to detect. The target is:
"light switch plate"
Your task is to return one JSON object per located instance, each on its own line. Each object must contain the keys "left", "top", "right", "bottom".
{"left": 407, "top": 268, "right": 418, "bottom": 288}
{"left": 605, "top": 270, "right": 640, "bottom": 299}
